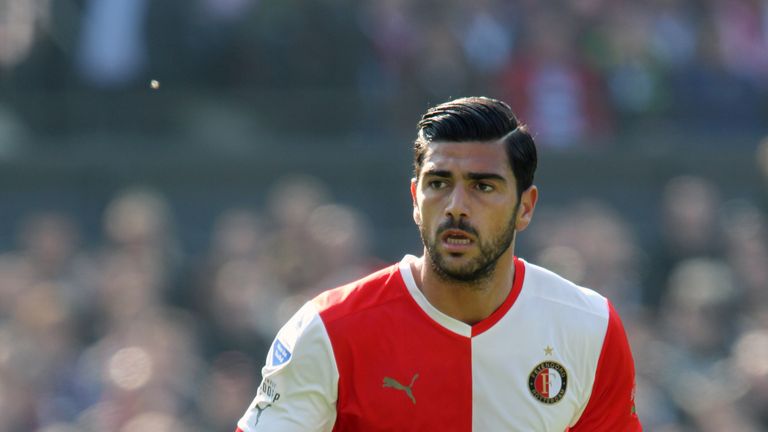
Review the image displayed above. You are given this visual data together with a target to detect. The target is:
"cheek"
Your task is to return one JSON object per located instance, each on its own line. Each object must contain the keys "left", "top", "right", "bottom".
{"left": 417, "top": 196, "right": 440, "bottom": 220}
{"left": 487, "top": 205, "right": 518, "bottom": 232}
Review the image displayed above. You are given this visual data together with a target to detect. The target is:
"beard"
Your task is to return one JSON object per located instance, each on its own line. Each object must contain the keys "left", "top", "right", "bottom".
{"left": 419, "top": 209, "right": 518, "bottom": 284}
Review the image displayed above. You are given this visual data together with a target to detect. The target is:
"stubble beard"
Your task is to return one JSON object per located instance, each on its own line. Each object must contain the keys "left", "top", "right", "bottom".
{"left": 419, "top": 211, "right": 518, "bottom": 286}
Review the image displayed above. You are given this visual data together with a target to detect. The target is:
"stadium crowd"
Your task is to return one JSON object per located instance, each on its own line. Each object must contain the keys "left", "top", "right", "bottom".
{"left": 0, "top": 0, "right": 767, "bottom": 431}
{"left": 0, "top": 155, "right": 767, "bottom": 431}
{"left": 2, "top": 0, "right": 767, "bottom": 147}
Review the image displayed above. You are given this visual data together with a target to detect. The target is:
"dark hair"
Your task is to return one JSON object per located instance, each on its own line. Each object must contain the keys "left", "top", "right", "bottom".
{"left": 413, "top": 96, "right": 537, "bottom": 197}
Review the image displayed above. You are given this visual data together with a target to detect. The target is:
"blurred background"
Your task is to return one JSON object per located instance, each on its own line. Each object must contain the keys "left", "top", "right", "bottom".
{"left": 0, "top": 0, "right": 767, "bottom": 430}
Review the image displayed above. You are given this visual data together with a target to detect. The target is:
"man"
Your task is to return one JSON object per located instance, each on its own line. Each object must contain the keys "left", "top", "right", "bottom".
{"left": 236, "top": 97, "right": 641, "bottom": 431}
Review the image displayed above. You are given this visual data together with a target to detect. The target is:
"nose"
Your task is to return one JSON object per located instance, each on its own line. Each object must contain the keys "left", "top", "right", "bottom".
{"left": 445, "top": 186, "right": 470, "bottom": 220}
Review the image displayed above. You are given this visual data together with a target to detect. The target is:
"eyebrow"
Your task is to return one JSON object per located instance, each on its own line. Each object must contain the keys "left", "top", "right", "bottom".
{"left": 466, "top": 172, "right": 506, "bottom": 182}
{"left": 423, "top": 170, "right": 507, "bottom": 182}
{"left": 423, "top": 169, "right": 453, "bottom": 178}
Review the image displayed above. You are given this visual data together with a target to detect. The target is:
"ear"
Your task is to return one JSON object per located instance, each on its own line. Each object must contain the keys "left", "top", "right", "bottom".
{"left": 411, "top": 178, "right": 421, "bottom": 225}
{"left": 515, "top": 185, "right": 538, "bottom": 232}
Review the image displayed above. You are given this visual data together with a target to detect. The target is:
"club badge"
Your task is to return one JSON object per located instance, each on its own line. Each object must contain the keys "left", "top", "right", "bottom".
{"left": 528, "top": 361, "right": 568, "bottom": 404}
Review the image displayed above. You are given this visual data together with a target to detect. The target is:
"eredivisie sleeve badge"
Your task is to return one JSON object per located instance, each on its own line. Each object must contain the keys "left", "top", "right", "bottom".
{"left": 528, "top": 361, "right": 568, "bottom": 404}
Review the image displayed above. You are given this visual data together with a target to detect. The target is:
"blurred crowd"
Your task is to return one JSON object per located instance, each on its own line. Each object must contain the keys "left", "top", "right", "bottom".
{"left": 1, "top": 0, "right": 767, "bottom": 431}
{"left": 2, "top": 0, "right": 767, "bottom": 147}
{"left": 0, "top": 175, "right": 380, "bottom": 432}
{"left": 0, "top": 149, "right": 767, "bottom": 431}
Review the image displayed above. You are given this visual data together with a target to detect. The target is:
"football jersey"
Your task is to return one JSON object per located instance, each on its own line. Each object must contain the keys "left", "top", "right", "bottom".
{"left": 236, "top": 255, "right": 641, "bottom": 431}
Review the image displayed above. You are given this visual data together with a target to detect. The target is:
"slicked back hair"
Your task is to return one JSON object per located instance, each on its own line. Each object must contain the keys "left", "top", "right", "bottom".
{"left": 413, "top": 97, "right": 537, "bottom": 198}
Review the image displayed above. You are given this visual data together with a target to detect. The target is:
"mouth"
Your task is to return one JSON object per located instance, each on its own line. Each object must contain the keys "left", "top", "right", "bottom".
{"left": 440, "top": 230, "right": 475, "bottom": 253}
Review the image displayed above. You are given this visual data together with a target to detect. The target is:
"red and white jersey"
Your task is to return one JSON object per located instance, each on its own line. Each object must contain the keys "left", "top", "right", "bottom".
{"left": 237, "top": 255, "right": 641, "bottom": 431}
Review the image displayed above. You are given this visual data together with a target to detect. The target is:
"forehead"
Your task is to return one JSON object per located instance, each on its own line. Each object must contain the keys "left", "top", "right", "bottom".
{"left": 420, "top": 140, "right": 513, "bottom": 177}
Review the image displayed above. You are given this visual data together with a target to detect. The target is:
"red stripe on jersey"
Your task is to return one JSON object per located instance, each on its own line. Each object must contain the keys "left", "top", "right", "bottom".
{"left": 314, "top": 265, "right": 406, "bottom": 319}
{"left": 568, "top": 301, "right": 641, "bottom": 431}
{"left": 471, "top": 257, "right": 525, "bottom": 337}
{"left": 316, "top": 263, "right": 473, "bottom": 431}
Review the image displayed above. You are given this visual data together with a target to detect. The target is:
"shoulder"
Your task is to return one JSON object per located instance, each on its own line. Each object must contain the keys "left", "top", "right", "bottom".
{"left": 312, "top": 262, "right": 408, "bottom": 325}
{"left": 520, "top": 259, "right": 609, "bottom": 329}
{"left": 239, "top": 303, "right": 339, "bottom": 432}
{"left": 264, "top": 301, "right": 330, "bottom": 375}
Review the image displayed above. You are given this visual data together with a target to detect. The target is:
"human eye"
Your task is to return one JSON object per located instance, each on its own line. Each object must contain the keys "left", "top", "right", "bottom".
{"left": 475, "top": 182, "right": 495, "bottom": 192}
{"left": 428, "top": 180, "right": 447, "bottom": 190}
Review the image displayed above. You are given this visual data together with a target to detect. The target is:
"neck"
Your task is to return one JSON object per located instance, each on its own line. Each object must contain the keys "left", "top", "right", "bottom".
{"left": 411, "top": 248, "right": 516, "bottom": 325}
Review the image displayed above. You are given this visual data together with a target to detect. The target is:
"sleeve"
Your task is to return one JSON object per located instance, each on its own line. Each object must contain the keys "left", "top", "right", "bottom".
{"left": 236, "top": 301, "right": 339, "bottom": 432}
{"left": 569, "top": 301, "right": 642, "bottom": 432}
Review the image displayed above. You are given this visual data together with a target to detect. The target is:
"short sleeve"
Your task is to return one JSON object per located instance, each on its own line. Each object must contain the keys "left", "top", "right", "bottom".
{"left": 569, "top": 301, "right": 642, "bottom": 431}
{"left": 236, "top": 302, "right": 339, "bottom": 432}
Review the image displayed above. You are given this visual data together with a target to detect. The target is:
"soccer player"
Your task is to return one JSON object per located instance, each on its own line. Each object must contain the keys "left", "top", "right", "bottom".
{"left": 235, "top": 97, "right": 642, "bottom": 431}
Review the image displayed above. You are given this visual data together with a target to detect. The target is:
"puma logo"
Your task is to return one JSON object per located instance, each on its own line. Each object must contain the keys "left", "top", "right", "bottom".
{"left": 253, "top": 403, "right": 271, "bottom": 425}
{"left": 382, "top": 373, "right": 419, "bottom": 404}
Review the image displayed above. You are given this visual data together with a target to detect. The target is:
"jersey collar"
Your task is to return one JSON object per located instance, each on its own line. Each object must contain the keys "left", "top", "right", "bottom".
{"left": 398, "top": 254, "right": 526, "bottom": 338}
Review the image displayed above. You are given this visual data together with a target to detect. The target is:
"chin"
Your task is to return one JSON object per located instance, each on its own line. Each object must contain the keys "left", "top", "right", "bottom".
{"left": 436, "top": 258, "right": 489, "bottom": 281}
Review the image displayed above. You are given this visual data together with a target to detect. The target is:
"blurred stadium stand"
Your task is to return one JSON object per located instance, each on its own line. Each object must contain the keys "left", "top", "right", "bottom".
{"left": 1, "top": 0, "right": 767, "bottom": 430}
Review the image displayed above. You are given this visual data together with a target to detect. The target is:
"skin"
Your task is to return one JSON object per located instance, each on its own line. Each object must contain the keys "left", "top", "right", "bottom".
{"left": 410, "top": 139, "right": 538, "bottom": 325}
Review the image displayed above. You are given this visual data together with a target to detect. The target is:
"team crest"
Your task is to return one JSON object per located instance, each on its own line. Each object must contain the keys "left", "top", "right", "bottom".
{"left": 528, "top": 361, "right": 568, "bottom": 404}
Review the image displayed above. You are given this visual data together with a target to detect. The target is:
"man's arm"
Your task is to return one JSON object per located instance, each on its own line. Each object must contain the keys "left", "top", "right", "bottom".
{"left": 569, "top": 301, "right": 642, "bottom": 431}
{"left": 236, "top": 302, "right": 338, "bottom": 432}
